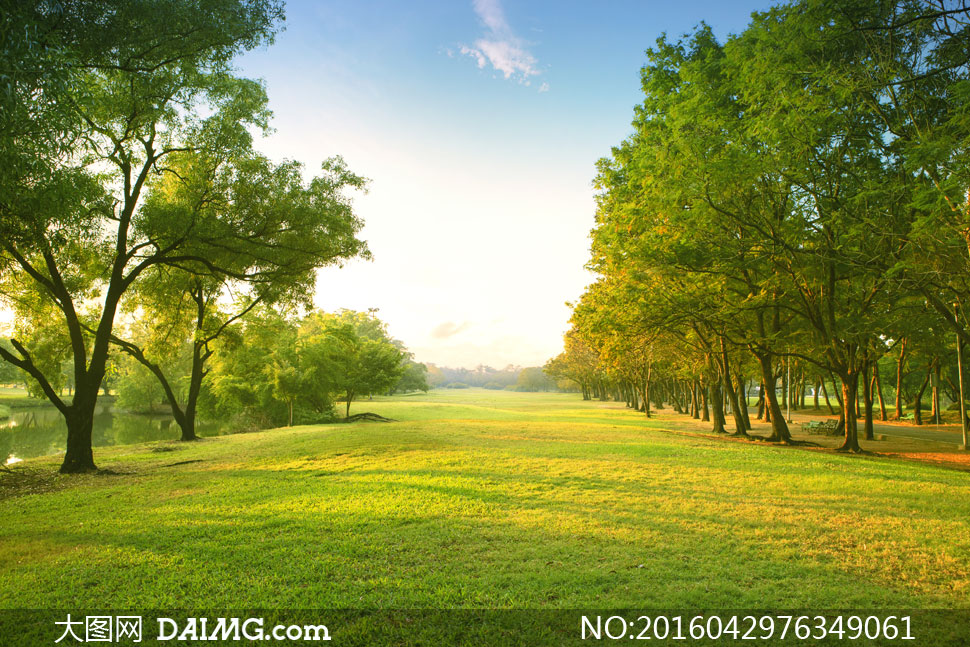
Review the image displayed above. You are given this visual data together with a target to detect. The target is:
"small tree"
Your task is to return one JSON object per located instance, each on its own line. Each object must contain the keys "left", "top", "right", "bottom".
{"left": 392, "top": 362, "right": 430, "bottom": 394}
{"left": 302, "top": 311, "right": 406, "bottom": 418}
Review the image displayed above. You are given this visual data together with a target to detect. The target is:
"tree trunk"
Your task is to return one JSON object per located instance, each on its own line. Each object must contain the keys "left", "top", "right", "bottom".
{"left": 737, "top": 374, "right": 752, "bottom": 431}
{"left": 820, "top": 377, "right": 834, "bottom": 414}
{"left": 345, "top": 393, "right": 353, "bottom": 419}
{"left": 781, "top": 366, "right": 788, "bottom": 410}
{"left": 643, "top": 364, "right": 652, "bottom": 419}
{"left": 756, "top": 353, "right": 790, "bottom": 442}
{"left": 813, "top": 378, "right": 820, "bottom": 410}
{"left": 894, "top": 338, "right": 907, "bottom": 420}
{"left": 709, "top": 379, "right": 726, "bottom": 433}
{"left": 61, "top": 398, "right": 98, "bottom": 473}
{"left": 701, "top": 378, "right": 710, "bottom": 421}
{"left": 53, "top": 357, "right": 107, "bottom": 474}
{"left": 756, "top": 381, "right": 765, "bottom": 420}
{"left": 721, "top": 341, "right": 746, "bottom": 434}
{"left": 830, "top": 372, "right": 843, "bottom": 409}
{"left": 671, "top": 398, "right": 682, "bottom": 414}
{"left": 837, "top": 370, "right": 863, "bottom": 453}
{"left": 862, "top": 358, "right": 875, "bottom": 441}
{"left": 176, "top": 341, "right": 208, "bottom": 442}
{"left": 913, "top": 365, "right": 930, "bottom": 425}
{"left": 723, "top": 371, "right": 746, "bottom": 435}
{"left": 873, "top": 362, "right": 887, "bottom": 422}
{"left": 690, "top": 379, "right": 699, "bottom": 418}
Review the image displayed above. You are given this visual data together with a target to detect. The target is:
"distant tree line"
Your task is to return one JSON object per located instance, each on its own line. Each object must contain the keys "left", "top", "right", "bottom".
{"left": 548, "top": 0, "right": 970, "bottom": 452}
{"left": 427, "top": 364, "right": 562, "bottom": 392}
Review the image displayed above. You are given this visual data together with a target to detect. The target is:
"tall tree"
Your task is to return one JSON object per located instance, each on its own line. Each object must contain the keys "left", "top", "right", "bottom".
{"left": 0, "top": 0, "right": 291, "bottom": 472}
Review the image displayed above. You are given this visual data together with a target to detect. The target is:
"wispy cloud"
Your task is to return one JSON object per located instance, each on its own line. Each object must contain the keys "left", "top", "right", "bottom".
{"left": 431, "top": 321, "right": 471, "bottom": 339}
{"left": 460, "top": 0, "right": 542, "bottom": 86}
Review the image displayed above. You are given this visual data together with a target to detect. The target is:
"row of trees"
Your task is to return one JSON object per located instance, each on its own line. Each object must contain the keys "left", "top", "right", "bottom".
{"left": 549, "top": 0, "right": 970, "bottom": 452}
{"left": 0, "top": 1, "right": 389, "bottom": 471}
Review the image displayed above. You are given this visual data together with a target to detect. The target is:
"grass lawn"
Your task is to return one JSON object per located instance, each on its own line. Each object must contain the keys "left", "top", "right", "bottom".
{"left": 2, "top": 389, "right": 968, "bottom": 643}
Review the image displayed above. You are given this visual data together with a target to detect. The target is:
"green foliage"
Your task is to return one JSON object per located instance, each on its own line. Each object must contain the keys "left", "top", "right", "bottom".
{"left": 302, "top": 310, "right": 407, "bottom": 416}
{"left": 428, "top": 365, "right": 522, "bottom": 389}
{"left": 425, "top": 364, "right": 446, "bottom": 388}
{"left": 114, "top": 337, "right": 190, "bottom": 414}
{"left": 0, "top": 1, "right": 380, "bottom": 468}
{"left": 514, "top": 367, "right": 557, "bottom": 392}
{"left": 114, "top": 361, "right": 168, "bottom": 414}
{"left": 0, "top": 342, "right": 25, "bottom": 388}
{"left": 392, "top": 361, "right": 430, "bottom": 394}
{"left": 0, "top": 0, "right": 291, "bottom": 471}
{"left": 561, "top": 0, "right": 970, "bottom": 448}
{"left": 204, "top": 308, "right": 410, "bottom": 426}
{"left": 204, "top": 308, "right": 303, "bottom": 428}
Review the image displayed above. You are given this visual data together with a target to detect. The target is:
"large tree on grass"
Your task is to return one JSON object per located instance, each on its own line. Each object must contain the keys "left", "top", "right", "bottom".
{"left": 0, "top": 0, "right": 287, "bottom": 472}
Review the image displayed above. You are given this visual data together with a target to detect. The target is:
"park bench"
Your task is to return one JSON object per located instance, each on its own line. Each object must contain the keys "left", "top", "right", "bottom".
{"left": 801, "top": 419, "right": 839, "bottom": 435}
{"left": 899, "top": 412, "right": 915, "bottom": 421}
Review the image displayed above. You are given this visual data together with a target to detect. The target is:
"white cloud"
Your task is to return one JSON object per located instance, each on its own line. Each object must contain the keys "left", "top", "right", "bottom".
{"left": 460, "top": 0, "right": 543, "bottom": 85}
{"left": 431, "top": 321, "right": 471, "bottom": 339}
{"left": 538, "top": 82, "right": 549, "bottom": 93}
{"left": 459, "top": 44, "right": 487, "bottom": 69}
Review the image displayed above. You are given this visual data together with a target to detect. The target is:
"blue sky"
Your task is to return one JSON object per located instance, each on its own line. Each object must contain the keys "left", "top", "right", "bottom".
{"left": 236, "top": 0, "right": 776, "bottom": 368}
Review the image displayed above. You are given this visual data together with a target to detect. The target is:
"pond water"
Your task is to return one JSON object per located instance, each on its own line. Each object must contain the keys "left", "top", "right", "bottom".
{"left": 2, "top": 404, "right": 231, "bottom": 464}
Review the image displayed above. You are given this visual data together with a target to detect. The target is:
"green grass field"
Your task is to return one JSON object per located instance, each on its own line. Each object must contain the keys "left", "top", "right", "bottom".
{"left": 2, "top": 389, "right": 969, "bottom": 643}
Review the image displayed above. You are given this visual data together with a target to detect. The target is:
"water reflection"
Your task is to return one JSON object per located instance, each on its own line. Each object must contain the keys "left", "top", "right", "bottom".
{"left": 2, "top": 404, "right": 231, "bottom": 463}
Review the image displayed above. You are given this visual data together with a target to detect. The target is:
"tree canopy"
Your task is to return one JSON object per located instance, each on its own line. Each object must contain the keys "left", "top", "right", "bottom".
{"left": 0, "top": 0, "right": 375, "bottom": 471}
{"left": 556, "top": 0, "right": 970, "bottom": 452}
